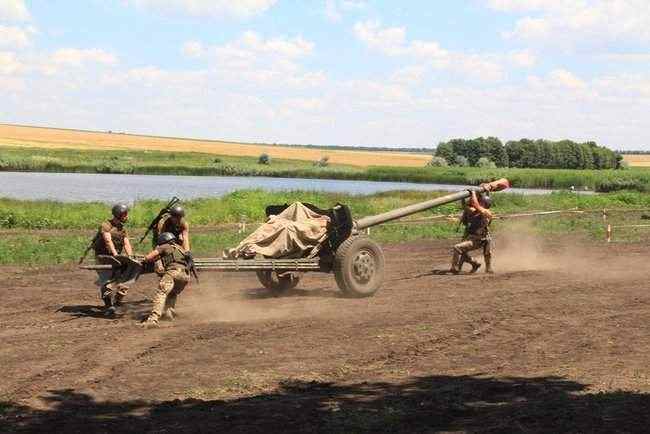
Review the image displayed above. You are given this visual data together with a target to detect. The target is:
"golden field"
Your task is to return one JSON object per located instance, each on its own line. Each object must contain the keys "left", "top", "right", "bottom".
{"left": 0, "top": 124, "right": 432, "bottom": 168}
{"left": 622, "top": 154, "right": 650, "bottom": 167}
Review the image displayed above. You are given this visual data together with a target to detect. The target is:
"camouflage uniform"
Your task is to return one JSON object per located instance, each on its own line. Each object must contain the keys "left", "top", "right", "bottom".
{"left": 153, "top": 215, "right": 188, "bottom": 248}
{"left": 94, "top": 220, "right": 129, "bottom": 306}
{"left": 146, "top": 243, "right": 190, "bottom": 324}
{"left": 451, "top": 208, "right": 492, "bottom": 273}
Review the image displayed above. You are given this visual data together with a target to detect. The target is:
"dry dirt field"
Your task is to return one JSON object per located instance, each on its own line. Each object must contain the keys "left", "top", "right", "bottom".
{"left": 2, "top": 238, "right": 650, "bottom": 433}
{"left": 622, "top": 154, "right": 650, "bottom": 167}
{"left": 0, "top": 124, "right": 431, "bottom": 168}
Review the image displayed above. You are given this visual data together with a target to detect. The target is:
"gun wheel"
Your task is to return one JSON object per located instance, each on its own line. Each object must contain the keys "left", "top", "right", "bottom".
{"left": 334, "top": 236, "right": 384, "bottom": 297}
{"left": 256, "top": 270, "right": 300, "bottom": 294}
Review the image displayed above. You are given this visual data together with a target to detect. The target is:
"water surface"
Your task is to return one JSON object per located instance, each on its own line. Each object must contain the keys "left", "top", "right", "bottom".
{"left": 0, "top": 171, "right": 563, "bottom": 203}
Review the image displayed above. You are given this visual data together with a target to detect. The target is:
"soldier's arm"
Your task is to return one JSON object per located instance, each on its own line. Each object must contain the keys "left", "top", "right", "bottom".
{"left": 123, "top": 236, "right": 133, "bottom": 256}
{"left": 181, "top": 221, "right": 190, "bottom": 251}
{"left": 102, "top": 230, "right": 119, "bottom": 256}
{"left": 469, "top": 191, "right": 493, "bottom": 219}
{"left": 143, "top": 249, "right": 161, "bottom": 263}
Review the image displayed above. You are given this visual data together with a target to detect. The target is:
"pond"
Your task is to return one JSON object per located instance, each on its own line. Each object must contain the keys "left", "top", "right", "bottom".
{"left": 0, "top": 171, "right": 562, "bottom": 203}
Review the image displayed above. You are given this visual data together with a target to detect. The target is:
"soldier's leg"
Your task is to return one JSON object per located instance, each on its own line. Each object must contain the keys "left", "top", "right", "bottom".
{"left": 96, "top": 270, "right": 114, "bottom": 308}
{"left": 451, "top": 241, "right": 473, "bottom": 273}
{"left": 142, "top": 272, "right": 175, "bottom": 327}
{"left": 162, "top": 270, "right": 190, "bottom": 321}
{"left": 483, "top": 239, "right": 493, "bottom": 273}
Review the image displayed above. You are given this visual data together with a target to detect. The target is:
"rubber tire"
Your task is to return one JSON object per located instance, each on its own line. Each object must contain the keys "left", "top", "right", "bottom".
{"left": 333, "top": 236, "right": 385, "bottom": 298}
{"left": 256, "top": 270, "right": 300, "bottom": 293}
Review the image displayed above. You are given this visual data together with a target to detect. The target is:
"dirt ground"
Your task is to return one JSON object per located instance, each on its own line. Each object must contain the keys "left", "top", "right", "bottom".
{"left": 1, "top": 237, "right": 650, "bottom": 433}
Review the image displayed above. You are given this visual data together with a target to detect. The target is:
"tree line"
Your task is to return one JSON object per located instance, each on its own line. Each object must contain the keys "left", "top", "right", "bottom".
{"left": 434, "top": 137, "right": 621, "bottom": 169}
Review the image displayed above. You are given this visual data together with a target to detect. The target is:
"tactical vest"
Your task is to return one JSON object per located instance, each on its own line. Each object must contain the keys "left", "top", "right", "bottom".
{"left": 154, "top": 215, "right": 185, "bottom": 246}
{"left": 94, "top": 220, "right": 126, "bottom": 256}
{"left": 160, "top": 244, "right": 188, "bottom": 270}
{"left": 464, "top": 210, "right": 490, "bottom": 237}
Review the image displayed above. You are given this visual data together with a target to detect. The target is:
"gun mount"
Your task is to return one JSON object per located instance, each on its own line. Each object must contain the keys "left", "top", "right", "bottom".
{"left": 81, "top": 179, "right": 510, "bottom": 298}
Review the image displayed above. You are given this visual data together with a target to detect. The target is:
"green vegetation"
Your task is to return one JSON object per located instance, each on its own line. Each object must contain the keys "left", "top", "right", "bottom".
{"left": 435, "top": 137, "right": 620, "bottom": 169}
{"left": 0, "top": 189, "right": 649, "bottom": 265}
{"left": 1, "top": 145, "right": 649, "bottom": 192}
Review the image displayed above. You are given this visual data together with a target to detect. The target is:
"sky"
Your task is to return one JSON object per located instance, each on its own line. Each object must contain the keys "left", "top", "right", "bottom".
{"left": 1, "top": 0, "right": 649, "bottom": 150}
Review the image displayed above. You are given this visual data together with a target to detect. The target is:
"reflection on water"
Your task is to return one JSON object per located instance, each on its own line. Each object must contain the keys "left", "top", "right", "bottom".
{"left": 0, "top": 171, "right": 559, "bottom": 203}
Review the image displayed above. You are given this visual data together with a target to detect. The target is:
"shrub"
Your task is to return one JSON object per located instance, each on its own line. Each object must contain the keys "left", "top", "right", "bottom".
{"left": 476, "top": 157, "right": 497, "bottom": 169}
{"left": 213, "top": 157, "right": 222, "bottom": 164}
{"left": 314, "top": 156, "right": 330, "bottom": 167}
{"left": 258, "top": 153, "right": 271, "bottom": 165}
{"left": 427, "top": 156, "right": 448, "bottom": 167}
{"left": 454, "top": 155, "right": 469, "bottom": 167}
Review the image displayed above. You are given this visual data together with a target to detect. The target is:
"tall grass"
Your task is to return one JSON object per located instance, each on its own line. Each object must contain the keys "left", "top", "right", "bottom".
{"left": 1, "top": 189, "right": 649, "bottom": 265}
{"left": 1, "top": 189, "right": 650, "bottom": 231}
{"left": 1, "top": 145, "right": 647, "bottom": 191}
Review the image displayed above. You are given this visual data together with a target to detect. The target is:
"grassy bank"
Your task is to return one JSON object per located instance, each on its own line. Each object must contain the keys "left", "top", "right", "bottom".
{"left": 1, "top": 189, "right": 649, "bottom": 265}
{"left": 0, "top": 145, "right": 646, "bottom": 192}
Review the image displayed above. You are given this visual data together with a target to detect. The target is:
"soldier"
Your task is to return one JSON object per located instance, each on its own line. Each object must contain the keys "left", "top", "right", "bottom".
{"left": 140, "top": 232, "right": 191, "bottom": 328}
{"left": 450, "top": 189, "right": 494, "bottom": 274}
{"left": 94, "top": 203, "right": 133, "bottom": 315}
{"left": 153, "top": 204, "right": 190, "bottom": 251}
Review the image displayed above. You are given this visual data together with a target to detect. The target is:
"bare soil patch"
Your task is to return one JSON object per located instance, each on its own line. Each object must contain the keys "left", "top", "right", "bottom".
{"left": 2, "top": 238, "right": 650, "bottom": 432}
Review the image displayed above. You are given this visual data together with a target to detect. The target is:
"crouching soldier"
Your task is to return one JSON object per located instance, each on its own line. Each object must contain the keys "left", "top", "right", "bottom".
{"left": 450, "top": 190, "right": 494, "bottom": 274}
{"left": 94, "top": 203, "right": 133, "bottom": 315}
{"left": 140, "top": 232, "right": 190, "bottom": 328}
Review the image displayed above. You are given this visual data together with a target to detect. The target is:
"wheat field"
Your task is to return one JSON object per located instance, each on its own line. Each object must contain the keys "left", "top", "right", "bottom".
{"left": 622, "top": 154, "right": 650, "bottom": 167}
{"left": 0, "top": 124, "right": 432, "bottom": 168}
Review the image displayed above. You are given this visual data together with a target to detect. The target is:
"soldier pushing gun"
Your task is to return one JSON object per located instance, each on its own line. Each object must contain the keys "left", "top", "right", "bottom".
{"left": 140, "top": 232, "right": 193, "bottom": 328}
{"left": 81, "top": 203, "right": 134, "bottom": 316}
{"left": 450, "top": 186, "right": 494, "bottom": 274}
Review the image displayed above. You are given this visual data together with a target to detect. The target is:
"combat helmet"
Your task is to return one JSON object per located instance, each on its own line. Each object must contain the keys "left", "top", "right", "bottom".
{"left": 169, "top": 204, "right": 185, "bottom": 218}
{"left": 157, "top": 232, "right": 176, "bottom": 246}
{"left": 112, "top": 203, "right": 129, "bottom": 218}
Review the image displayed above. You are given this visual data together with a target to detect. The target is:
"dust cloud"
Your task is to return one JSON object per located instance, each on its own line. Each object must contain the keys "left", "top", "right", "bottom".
{"left": 495, "top": 220, "right": 643, "bottom": 281}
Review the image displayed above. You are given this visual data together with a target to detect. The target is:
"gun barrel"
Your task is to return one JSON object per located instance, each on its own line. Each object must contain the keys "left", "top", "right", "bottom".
{"left": 355, "top": 178, "right": 510, "bottom": 230}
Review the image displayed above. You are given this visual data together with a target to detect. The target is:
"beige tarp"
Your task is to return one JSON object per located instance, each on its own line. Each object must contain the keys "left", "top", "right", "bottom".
{"left": 224, "top": 202, "right": 330, "bottom": 259}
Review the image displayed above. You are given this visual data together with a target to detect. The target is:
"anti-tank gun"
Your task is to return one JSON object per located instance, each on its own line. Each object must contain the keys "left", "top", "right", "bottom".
{"left": 80, "top": 179, "right": 510, "bottom": 298}
{"left": 190, "top": 178, "right": 510, "bottom": 297}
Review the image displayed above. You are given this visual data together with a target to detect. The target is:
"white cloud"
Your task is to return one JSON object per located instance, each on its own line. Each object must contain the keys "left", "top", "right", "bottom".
{"left": 179, "top": 31, "right": 322, "bottom": 90}
{"left": 0, "top": 51, "right": 21, "bottom": 74}
{"left": 240, "top": 31, "right": 314, "bottom": 58}
{"left": 390, "top": 65, "right": 426, "bottom": 86}
{"left": 182, "top": 40, "right": 204, "bottom": 58}
{"left": 509, "top": 49, "right": 537, "bottom": 67}
{"left": 597, "top": 53, "right": 650, "bottom": 63}
{"left": 0, "top": 25, "right": 32, "bottom": 49}
{"left": 324, "top": 0, "right": 342, "bottom": 22}
{"left": 0, "top": 0, "right": 30, "bottom": 21}
{"left": 50, "top": 48, "right": 118, "bottom": 67}
{"left": 324, "top": 0, "right": 366, "bottom": 22}
{"left": 353, "top": 20, "right": 406, "bottom": 55}
{"left": 126, "top": 0, "right": 277, "bottom": 19}
{"left": 353, "top": 20, "right": 506, "bottom": 81}
{"left": 548, "top": 69, "right": 586, "bottom": 89}
{"left": 489, "top": 0, "right": 650, "bottom": 45}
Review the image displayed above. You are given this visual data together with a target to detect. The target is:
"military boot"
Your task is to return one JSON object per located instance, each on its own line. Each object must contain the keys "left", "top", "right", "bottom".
{"left": 104, "top": 306, "right": 117, "bottom": 317}
{"left": 161, "top": 308, "right": 175, "bottom": 322}
{"left": 140, "top": 314, "right": 160, "bottom": 329}
{"left": 469, "top": 260, "right": 482, "bottom": 274}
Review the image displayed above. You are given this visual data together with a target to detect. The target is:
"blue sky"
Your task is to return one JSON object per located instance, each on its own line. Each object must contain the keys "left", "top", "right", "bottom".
{"left": 1, "top": 0, "right": 650, "bottom": 149}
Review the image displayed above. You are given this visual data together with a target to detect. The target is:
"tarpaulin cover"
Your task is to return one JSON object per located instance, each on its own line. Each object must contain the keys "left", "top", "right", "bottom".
{"left": 224, "top": 202, "right": 331, "bottom": 259}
